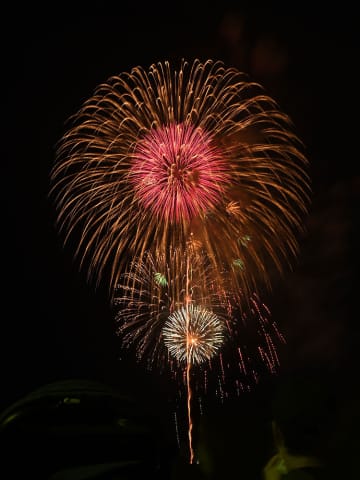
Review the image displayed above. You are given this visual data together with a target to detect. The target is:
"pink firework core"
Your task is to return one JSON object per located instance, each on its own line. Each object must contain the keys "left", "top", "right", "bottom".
{"left": 130, "top": 123, "right": 230, "bottom": 223}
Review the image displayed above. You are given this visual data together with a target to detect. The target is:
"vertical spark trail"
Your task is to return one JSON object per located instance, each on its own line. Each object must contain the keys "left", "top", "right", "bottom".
{"left": 185, "top": 255, "right": 194, "bottom": 464}
{"left": 186, "top": 355, "right": 194, "bottom": 464}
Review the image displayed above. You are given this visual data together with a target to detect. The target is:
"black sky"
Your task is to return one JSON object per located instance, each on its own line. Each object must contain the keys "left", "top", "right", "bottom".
{"left": 4, "top": 4, "right": 359, "bottom": 423}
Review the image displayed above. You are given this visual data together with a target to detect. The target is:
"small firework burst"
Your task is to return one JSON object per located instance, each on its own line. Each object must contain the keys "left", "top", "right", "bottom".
{"left": 113, "top": 246, "right": 227, "bottom": 368}
{"left": 163, "top": 304, "right": 225, "bottom": 365}
{"left": 114, "top": 249, "right": 285, "bottom": 396}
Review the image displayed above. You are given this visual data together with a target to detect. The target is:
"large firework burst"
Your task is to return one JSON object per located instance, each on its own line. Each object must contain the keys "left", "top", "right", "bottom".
{"left": 49, "top": 58, "right": 310, "bottom": 299}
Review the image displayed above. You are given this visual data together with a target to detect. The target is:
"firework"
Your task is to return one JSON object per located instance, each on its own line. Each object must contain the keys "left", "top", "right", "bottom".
{"left": 49, "top": 58, "right": 311, "bottom": 465}
{"left": 49, "top": 59, "right": 310, "bottom": 299}
{"left": 114, "top": 248, "right": 285, "bottom": 394}
{"left": 114, "top": 245, "right": 228, "bottom": 368}
{"left": 163, "top": 304, "right": 224, "bottom": 365}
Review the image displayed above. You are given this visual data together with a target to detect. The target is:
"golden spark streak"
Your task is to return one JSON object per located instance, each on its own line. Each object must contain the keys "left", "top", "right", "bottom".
{"left": 185, "top": 255, "right": 194, "bottom": 464}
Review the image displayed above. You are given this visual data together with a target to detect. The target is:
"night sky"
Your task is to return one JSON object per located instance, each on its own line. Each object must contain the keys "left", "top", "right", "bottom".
{"left": 4, "top": 2, "right": 359, "bottom": 450}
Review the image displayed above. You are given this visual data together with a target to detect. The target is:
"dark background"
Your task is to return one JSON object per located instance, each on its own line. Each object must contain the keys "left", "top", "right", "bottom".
{"left": 4, "top": 1, "right": 359, "bottom": 458}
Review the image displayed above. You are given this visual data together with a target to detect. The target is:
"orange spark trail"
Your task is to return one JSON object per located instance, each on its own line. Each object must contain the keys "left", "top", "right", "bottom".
{"left": 186, "top": 352, "right": 194, "bottom": 464}
{"left": 185, "top": 255, "right": 194, "bottom": 464}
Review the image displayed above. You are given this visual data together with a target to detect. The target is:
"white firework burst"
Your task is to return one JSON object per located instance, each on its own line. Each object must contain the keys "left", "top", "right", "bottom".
{"left": 162, "top": 304, "right": 225, "bottom": 365}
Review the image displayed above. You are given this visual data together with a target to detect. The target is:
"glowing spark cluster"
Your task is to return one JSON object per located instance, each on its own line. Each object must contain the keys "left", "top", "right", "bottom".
{"left": 130, "top": 122, "right": 229, "bottom": 223}
{"left": 163, "top": 304, "right": 224, "bottom": 365}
